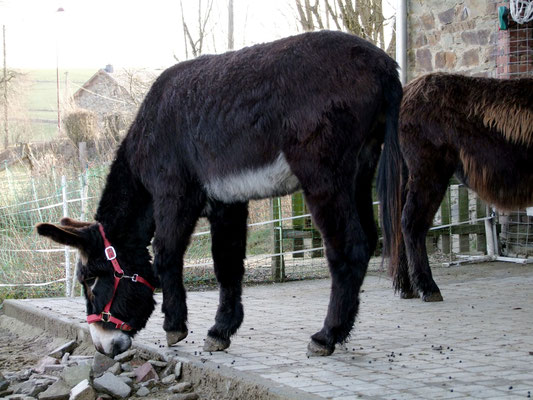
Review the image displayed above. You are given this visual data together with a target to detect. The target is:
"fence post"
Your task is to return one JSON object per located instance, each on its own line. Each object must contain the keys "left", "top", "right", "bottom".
{"left": 271, "top": 197, "right": 285, "bottom": 282}
{"left": 291, "top": 193, "right": 305, "bottom": 258}
{"left": 78, "top": 142, "right": 88, "bottom": 223}
{"left": 484, "top": 206, "right": 496, "bottom": 256}
{"left": 458, "top": 185, "right": 470, "bottom": 253}
{"left": 440, "top": 187, "right": 451, "bottom": 254}
{"left": 476, "top": 195, "right": 487, "bottom": 253}
{"left": 62, "top": 175, "right": 71, "bottom": 297}
{"left": 71, "top": 143, "right": 89, "bottom": 297}
{"left": 491, "top": 209, "right": 499, "bottom": 255}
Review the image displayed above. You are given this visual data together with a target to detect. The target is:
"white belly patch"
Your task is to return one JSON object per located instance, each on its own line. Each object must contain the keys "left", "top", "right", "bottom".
{"left": 205, "top": 153, "right": 300, "bottom": 202}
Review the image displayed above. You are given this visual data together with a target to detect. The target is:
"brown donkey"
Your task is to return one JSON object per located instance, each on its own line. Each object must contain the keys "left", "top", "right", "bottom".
{"left": 378, "top": 72, "right": 533, "bottom": 301}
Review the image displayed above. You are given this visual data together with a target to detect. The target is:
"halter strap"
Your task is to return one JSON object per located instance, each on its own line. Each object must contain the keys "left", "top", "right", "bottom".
{"left": 86, "top": 224, "right": 154, "bottom": 331}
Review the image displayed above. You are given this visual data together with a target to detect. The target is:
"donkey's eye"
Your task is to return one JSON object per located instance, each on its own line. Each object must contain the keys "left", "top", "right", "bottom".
{"left": 85, "top": 277, "right": 97, "bottom": 286}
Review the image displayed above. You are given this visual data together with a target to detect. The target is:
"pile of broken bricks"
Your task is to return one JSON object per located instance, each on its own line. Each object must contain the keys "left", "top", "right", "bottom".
{"left": 0, "top": 340, "right": 199, "bottom": 400}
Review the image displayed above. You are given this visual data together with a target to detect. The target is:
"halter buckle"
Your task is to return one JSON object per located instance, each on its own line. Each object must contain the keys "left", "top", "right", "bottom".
{"left": 101, "top": 312, "right": 111, "bottom": 323}
{"left": 131, "top": 274, "right": 138, "bottom": 282}
{"left": 105, "top": 246, "right": 117, "bottom": 260}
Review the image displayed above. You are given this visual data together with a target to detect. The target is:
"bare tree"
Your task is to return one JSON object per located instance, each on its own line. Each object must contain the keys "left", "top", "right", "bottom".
{"left": 120, "top": 68, "right": 156, "bottom": 107}
{"left": 294, "top": 0, "right": 395, "bottom": 57}
{"left": 178, "top": 0, "right": 215, "bottom": 59}
{"left": 1, "top": 57, "right": 29, "bottom": 147}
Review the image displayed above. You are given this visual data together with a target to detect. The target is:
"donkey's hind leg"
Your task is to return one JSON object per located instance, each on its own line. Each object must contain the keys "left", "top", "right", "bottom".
{"left": 203, "top": 201, "right": 248, "bottom": 352}
{"left": 300, "top": 185, "right": 370, "bottom": 356}
{"left": 152, "top": 184, "right": 206, "bottom": 346}
{"left": 396, "top": 242, "right": 419, "bottom": 299}
{"left": 402, "top": 170, "right": 452, "bottom": 302}
{"left": 354, "top": 136, "right": 382, "bottom": 256}
{"left": 396, "top": 163, "right": 419, "bottom": 299}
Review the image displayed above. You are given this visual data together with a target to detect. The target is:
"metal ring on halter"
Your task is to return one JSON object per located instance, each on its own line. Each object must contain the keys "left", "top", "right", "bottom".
{"left": 105, "top": 246, "right": 117, "bottom": 260}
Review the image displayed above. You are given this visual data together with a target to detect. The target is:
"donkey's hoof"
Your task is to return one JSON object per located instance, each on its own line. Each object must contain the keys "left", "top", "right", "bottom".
{"left": 400, "top": 290, "right": 420, "bottom": 299}
{"left": 306, "top": 340, "right": 334, "bottom": 357}
{"left": 422, "top": 292, "right": 443, "bottom": 302}
{"left": 166, "top": 331, "right": 188, "bottom": 346}
{"left": 203, "top": 335, "right": 230, "bottom": 352}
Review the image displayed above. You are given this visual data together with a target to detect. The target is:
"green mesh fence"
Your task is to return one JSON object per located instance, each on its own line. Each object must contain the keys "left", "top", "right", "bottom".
{"left": 0, "top": 163, "right": 108, "bottom": 300}
{"left": 0, "top": 161, "right": 334, "bottom": 301}
{"left": 1, "top": 153, "right": 504, "bottom": 302}
{"left": 2, "top": 156, "right": 505, "bottom": 302}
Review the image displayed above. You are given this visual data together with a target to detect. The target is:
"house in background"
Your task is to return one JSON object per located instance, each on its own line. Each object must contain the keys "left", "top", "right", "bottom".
{"left": 71, "top": 65, "right": 159, "bottom": 138}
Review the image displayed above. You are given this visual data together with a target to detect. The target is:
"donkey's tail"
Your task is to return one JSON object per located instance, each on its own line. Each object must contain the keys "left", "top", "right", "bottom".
{"left": 377, "top": 74, "right": 406, "bottom": 288}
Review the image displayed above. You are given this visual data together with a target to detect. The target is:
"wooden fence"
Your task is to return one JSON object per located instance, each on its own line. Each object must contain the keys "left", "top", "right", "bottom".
{"left": 270, "top": 180, "right": 498, "bottom": 282}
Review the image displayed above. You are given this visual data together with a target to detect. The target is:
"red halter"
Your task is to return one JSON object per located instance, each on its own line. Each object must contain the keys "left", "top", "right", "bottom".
{"left": 86, "top": 224, "right": 155, "bottom": 331}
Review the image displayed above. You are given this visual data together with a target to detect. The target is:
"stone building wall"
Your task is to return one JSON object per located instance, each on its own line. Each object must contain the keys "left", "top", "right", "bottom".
{"left": 72, "top": 71, "right": 139, "bottom": 138}
{"left": 74, "top": 71, "right": 134, "bottom": 117}
{"left": 408, "top": 0, "right": 500, "bottom": 80}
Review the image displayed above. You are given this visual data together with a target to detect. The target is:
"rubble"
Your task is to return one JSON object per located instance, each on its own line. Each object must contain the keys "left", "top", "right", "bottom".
{"left": 48, "top": 341, "right": 78, "bottom": 360}
{"left": 93, "top": 372, "right": 131, "bottom": 399}
{"left": 0, "top": 340, "right": 198, "bottom": 400}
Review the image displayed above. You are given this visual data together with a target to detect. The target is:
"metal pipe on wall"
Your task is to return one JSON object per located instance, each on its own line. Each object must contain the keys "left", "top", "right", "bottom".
{"left": 396, "top": 0, "right": 408, "bottom": 84}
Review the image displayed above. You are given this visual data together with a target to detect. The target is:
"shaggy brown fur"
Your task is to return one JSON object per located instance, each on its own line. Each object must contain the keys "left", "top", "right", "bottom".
{"left": 378, "top": 73, "right": 533, "bottom": 301}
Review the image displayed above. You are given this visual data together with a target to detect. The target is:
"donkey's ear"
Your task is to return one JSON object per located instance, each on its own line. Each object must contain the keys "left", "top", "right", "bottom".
{"left": 36, "top": 223, "right": 87, "bottom": 249}
{"left": 60, "top": 217, "right": 92, "bottom": 228}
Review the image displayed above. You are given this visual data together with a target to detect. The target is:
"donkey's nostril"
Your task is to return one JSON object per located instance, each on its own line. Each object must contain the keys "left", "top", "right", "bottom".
{"left": 94, "top": 343, "right": 105, "bottom": 354}
{"left": 89, "top": 323, "right": 132, "bottom": 357}
{"left": 111, "top": 335, "right": 132, "bottom": 358}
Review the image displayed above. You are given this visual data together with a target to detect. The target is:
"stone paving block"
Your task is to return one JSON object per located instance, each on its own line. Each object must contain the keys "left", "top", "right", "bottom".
{"left": 299, "top": 384, "right": 339, "bottom": 393}
{"left": 5, "top": 263, "right": 533, "bottom": 400}
{"left": 312, "top": 388, "right": 354, "bottom": 398}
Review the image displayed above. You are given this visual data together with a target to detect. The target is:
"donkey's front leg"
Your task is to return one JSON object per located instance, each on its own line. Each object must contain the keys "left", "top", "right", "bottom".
{"left": 152, "top": 189, "right": 205, "bottom": 346}
{"left": 203, "top": 201, "right": 248, "bottom": 352}
{"left": 153, "top": 247, "right": 189, "bottom": 345}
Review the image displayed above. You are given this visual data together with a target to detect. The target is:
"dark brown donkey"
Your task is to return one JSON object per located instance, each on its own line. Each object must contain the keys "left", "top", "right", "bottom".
{"left": 37, "top": 30, "right": 402, "bottom": 357}
{"left": 378, "top": 73, "right": 533, "bottom": 302}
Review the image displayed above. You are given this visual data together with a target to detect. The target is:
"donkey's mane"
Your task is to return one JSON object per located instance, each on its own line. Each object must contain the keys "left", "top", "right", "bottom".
{"left": 403, "top": 73, "right": 533, "bottom": 147}
{"left": 475, "top": 98, "right": 533, "bottom": 147}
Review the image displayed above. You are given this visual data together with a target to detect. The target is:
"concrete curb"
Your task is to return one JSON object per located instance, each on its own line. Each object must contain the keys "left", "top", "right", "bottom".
{"left": 2, "top": 298, "right": 321, "bottom": 400}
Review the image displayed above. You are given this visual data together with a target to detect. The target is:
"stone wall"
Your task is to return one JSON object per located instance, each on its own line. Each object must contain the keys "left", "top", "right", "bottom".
{"left": 407, "top": 0, "right": 500, "bottom": 80}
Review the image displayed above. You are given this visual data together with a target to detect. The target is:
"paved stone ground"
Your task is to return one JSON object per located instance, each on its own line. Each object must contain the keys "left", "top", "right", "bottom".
{"left": 3, "top": 262, "right": 533, "bottom": 399}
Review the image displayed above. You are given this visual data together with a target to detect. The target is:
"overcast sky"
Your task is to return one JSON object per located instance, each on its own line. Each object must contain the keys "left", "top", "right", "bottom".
{"left": 0, "top": 0, "right": 394, "bottom": 70}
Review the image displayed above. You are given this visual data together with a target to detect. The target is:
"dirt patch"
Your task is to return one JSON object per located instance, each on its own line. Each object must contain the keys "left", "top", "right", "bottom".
{"left": 0, "top": 314, "right": 88, "bottom": 371}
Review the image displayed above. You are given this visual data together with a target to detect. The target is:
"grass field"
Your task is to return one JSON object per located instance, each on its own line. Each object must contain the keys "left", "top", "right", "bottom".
{"left": 15, "top": 68, "right": 96, "bottom": 142}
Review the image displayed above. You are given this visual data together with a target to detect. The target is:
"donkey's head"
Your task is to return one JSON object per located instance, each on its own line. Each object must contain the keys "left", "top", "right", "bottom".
{"left": 36, "top": 218, "right": 156, "bottom": 357}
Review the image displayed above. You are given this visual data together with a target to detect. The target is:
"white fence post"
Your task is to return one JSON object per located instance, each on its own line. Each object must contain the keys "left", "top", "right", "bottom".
{"left": 484, "top": 211, "right": 495, "bottom": 256}
{"left": 70, "top": 142, "right": 88, "bottom": 297}
{"left": 62, "top": 175, "right": 71, "bottom": 297}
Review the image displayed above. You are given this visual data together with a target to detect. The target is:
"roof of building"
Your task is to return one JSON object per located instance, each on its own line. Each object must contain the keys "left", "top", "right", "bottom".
{"left": 72, "top": 66, "right": 161, "bottom": 105}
